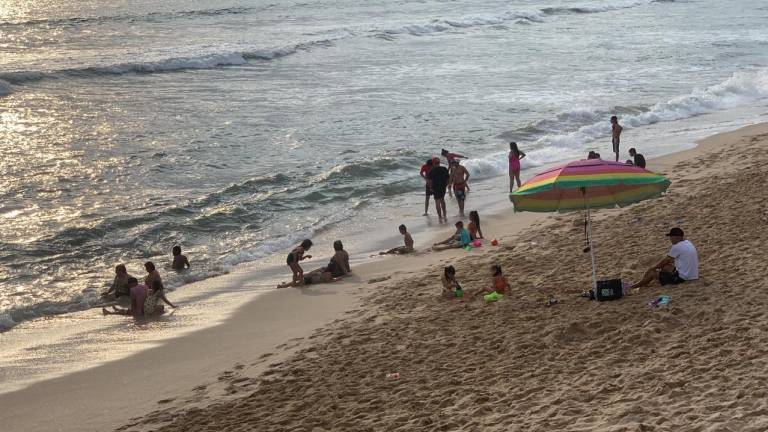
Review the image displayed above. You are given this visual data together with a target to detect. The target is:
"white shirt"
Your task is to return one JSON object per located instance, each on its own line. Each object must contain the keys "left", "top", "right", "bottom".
{"left": 668, "top": 240, "right": 699, "bottom": 280}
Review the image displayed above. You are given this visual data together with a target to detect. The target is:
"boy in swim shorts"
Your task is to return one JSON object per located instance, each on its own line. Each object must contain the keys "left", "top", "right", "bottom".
{"left": 611, "top": 116, "right": 623, "bottom": 162}
{"left": 449, "top": 160, "right": 470, "bottom": 217}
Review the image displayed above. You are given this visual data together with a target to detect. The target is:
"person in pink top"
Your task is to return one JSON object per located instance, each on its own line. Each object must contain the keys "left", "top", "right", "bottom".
{"left": 508, "top": 142, "right": 526, "bottom": 192}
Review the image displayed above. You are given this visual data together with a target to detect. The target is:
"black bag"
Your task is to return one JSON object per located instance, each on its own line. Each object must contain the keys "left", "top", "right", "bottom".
{"left": 595, "top": 279, "right": 623, "bottom": 302}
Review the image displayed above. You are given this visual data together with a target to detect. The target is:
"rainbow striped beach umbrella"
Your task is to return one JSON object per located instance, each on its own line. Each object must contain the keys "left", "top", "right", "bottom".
{"left": 510, "top": 159, "right": 670, "bottom": 289}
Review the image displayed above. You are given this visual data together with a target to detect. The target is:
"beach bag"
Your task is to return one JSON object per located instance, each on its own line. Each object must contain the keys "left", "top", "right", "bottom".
{"left": 595, "top": 279, "right": 623, "bottom": 302}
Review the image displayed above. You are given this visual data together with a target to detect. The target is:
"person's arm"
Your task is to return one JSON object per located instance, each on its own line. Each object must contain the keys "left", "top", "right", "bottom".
{"left": 655, "top": 256, "right": 675, "bottom": 270}
{"left": 453, "top": 153, "right": 467, "bottom": 159}
{"left": 463, "top": 168, "right": 470, "bottom": 184}
{"left": 103, "top": 279, "right": 116, "bottom": 296}
{"left": 184, "top": 257, "right": 190, "bottom": 269}
{"left": 477, "top": 226, "right": 484, "bottom": 239}
{"left": 343, "top": 252, "right": 351, "bottom": 272}
{"left": 519, "top": 151, "right": 526, "bottom": 160}
{"left": 157, "top": 291, "right": 176, "bottom": 308}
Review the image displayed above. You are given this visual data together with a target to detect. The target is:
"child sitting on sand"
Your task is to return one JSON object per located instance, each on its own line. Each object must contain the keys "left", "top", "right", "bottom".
{"left": 433, "top": 221, "right": 471, "bottom": 251}
{"left": 277, "top": 267, "right": 338, "bottom": 288}
{"left": 441, "top": 265, "right": 463, "bottom": 299}
{"left": 471, "top": 264, "right": 510, "bottom": 298}
{"left": 380, "top": 224, "right": 414, "bottom": 255}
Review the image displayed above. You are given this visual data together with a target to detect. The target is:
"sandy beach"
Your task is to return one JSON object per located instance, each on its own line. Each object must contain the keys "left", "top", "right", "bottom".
{"left": 2, "top": 122, "right": 768, "bottom": 431}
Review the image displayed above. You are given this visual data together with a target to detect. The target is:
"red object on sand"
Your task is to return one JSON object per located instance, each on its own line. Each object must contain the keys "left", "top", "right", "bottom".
{"left": 491, "top": 239, "right": 499, "bottom": 246}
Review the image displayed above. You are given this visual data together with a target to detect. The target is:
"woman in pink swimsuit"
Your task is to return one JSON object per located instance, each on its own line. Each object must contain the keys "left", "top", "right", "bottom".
{"left": 508, "top": 141, "right": 526, "bottom": 192}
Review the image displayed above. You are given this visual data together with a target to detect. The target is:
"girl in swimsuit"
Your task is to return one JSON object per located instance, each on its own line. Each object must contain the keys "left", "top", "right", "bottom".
{"left": 508, "top": 142, "right": 526, "bottom": 192}
{"left": 471, "top": 264, "right": 510, "bottom": 297}
{"left": 467, "top": 211, "right": 483, "bottom": 240}
{"left": 441, "top": 265, "right": 463, "bottom": 299}
{"left": 286, "top": 239, "right": 313, "bottom": 285}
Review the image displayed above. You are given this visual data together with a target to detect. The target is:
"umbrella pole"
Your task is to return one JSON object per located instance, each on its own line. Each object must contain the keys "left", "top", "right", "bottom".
{"left": 586, "top": 203, "right": 598, "bottom": 290}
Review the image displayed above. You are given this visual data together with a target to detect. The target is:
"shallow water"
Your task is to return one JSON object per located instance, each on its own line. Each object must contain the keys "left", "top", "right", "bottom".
{"left": 1, "top": 0, "right": 767, "bottom": 333}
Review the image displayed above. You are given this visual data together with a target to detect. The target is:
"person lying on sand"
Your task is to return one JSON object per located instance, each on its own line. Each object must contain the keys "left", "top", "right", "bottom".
{"left": 470, "top": 264, "right": 510, "bottom": 297}
{"left": 380, "top": 224, "right": 414, "bottom": 255}
{"left": 277, "top": 267, "right": 340, "bottom": 288}
{"left": 433, "top": 221, "right": 471, "bottom": 251}
{"left": 441, "top": 265, "right": 463, "bottom": 299}
{"left": 630, "top": 227, "right": 699, "bottom": 289}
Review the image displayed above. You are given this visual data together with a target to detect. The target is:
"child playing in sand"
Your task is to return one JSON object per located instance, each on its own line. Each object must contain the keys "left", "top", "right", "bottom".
{"left": 171, "top": 245, "right": 190, "bottom": 270}
{"left": 441, "top": 265, "right": 463, "bottom": 299}
{"left": 277, "top": 267, "right": 339, "bottom": 288}
{"left": 467, "top": 211, "right": 483, "bottom": 240}
{"left": 470, "top": 264, "right": 510, "bottom": 298}
{"left": 433, "top": 221, "right": 471, "bottom": 251}
{"left": 286, "top": 239, "right": 313, "bottom": 285}
{"left": 380, "top": 225, "right": 414, "bottom": 255}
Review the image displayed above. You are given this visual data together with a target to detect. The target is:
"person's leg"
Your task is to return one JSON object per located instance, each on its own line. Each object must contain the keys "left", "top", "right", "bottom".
{"left": 436, "top": 198, "right": 445, "bottom": 221}
{"left": 630, "top": 266, "right": 660, "bottom": 289}
{"left": 457, "top": 195, "right": 465, "bottom": 217}
{"left": 514, "top": 170, "right": 522, "bottom": 187}
{"left": 424, "top": 194, "right": 429, "bottom": 216}
{"left": 289, "top": 262, "right": 302, "bottom": 283}
{"left": 439, "top": 199, "right": 447, "bottom": 220}
{"left": 509, "top": 171, "right": 514, "bottom": 192}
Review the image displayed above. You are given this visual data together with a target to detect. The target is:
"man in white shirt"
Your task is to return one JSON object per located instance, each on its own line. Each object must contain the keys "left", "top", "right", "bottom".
{"left": 630, "top": 227, "right": 699, "bottom": 289}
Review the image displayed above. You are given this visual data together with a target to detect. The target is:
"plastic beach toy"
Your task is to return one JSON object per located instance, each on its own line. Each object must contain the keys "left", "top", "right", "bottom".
{"left": 484, "top": 291, "right": 501, "bottom": 302}
{"left": 491, "top": 239, "right": 499, "bottom": 246}
{"left": 463, "top": 245, "right": 472, "bottom": 251}
{"left": 455, "top": 288, "right": 464, "bottom": 298}
{"left": 472, "top": 240, "right": 482, "bottom": 247}
{"left": 648, "top": 295, "right": 671, "bottom": 308}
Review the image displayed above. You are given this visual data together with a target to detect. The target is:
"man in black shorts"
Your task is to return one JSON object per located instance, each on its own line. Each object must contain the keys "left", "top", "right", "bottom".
{"left": 611, "top": 116, "right": 622, "bottom": 162}
{"left": 427, "top": 157, "right": 450, "bottom": 222}
{"left": 419, "top": 158, "right": 433, "bottom": 216}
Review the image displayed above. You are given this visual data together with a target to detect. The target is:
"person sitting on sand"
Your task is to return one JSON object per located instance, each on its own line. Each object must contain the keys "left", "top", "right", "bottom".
{"left": 433, "top": 221, "right": 472, "bottom": 251}
{"left": 144, "top": 261, "right": 162, "bottom": 289}
{"left": 326, "top": 240, "right": 351, "bottom": 278}
{"left": 441, "top": 265, "right": 463, "bottom": 299}
{"left": 467, "top": 211, "right": 483, "bottom": 240}
{"left": 587, "top": 151, "right": 601, "bottom": 160}
{"left": 143, "top": 279, "right": 177, "bottom": 316}
{"left": 380, "top": 224, "right": 414, "bottom": 255}
{"left": 171, "top": 245, "right": 190, "bottom": 270}
{"left": 629, "top": 148, "right": 646, "bottom": 168}
{"left": 103, "top": 277, "right": 144, "bottom": 317}
{"left": 630, "top": 227, "right": 699, "bottom": 289}
{"left": 286, "top": 239, "right": 313, "bottom": 285}
{"left": 471, "top": 264, "right": 510, "bottom": 297}
{"left": 103, "top": 264, "right": 133, "bottom": 299}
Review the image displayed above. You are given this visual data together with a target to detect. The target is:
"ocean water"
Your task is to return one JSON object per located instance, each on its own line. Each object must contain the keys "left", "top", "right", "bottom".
{"left": 0, "top": 0, "right": 767, "bottom": 337}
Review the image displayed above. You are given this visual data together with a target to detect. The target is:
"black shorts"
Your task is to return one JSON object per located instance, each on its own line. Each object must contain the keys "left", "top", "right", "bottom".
{"left": 425, "top": 185, "right": 433, "bottom": 196}
{"left": 286, "top": 253, "right": 295, "bottom": 265}
{"left": 612, "top": 137, "right": 620, "bottom": 153}
{"left": 454, "top": 188, "right": 466, "bottom": 201}
{"left": 659, "top": 270, "right": 684, "bottom": 286}
{"left": 433, "top": 186, "right": 447, "bottom": 200}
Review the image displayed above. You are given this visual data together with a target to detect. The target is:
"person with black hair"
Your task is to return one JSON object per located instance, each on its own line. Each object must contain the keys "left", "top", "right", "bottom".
{"left": 629, "top": 148, "right": 646, "bottom": 168}
{"left": 468, "top": 211, "right": 483, "bottom": 240}
{"left": 440, "top": 265, "right": 464, "bottom": 299}
{"left": 103, "top": 264, "right": 133, "bottom": 299}
{"left": 471, "top": 264, "right": 510, "bottom": 297}
{"left": 508, "top": 142, "right": 526, "bottom": 191}
{"left": 326, "top": 240, "right": 351, "bottom": 277}
{"left": 286, "top": 239, "right": 313, "bottom": 285}
{"left": 380, "top": 224, "right": 414, "bottom": 255}
{"left": 171, "top": 245, "right": 190, "bottom": 270}
{"left": 419, "top": 158, "right": 434, "bottom": 216}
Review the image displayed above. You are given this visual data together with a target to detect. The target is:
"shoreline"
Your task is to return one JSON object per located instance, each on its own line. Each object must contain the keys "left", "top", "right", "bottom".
{"left": 1, "top": 120, "right": 767, "bottom": 431}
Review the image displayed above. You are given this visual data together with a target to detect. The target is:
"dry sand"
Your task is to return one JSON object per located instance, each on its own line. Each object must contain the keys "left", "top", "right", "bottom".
{"left": 3, "top": 123, "right": 768, "bottom": 432}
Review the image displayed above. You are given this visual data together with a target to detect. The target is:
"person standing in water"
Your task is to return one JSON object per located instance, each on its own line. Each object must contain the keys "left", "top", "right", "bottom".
{"left": 508, "top": 142, "right": 526, "bottom": 192}
{"left": 427, "top": 157, "right": 450, "bottom": 222}
{"left": 449, "top": 160, "right": 470, "bottom": 217}
{"left": 611, "top": 116, "right": 623, "bottom": 162}
{"left": 419, "top": 158, "right": 434, "bottom": 216}
{"left": 171, "top": 245, "right": 190, "bottom": 270}
{"left": 286, "top": 239, "right": 313, "bottom": 285}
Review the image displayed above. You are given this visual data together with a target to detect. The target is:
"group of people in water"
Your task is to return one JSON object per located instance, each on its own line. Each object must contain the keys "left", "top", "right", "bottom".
{"left": 101, "top": 246, "right": 189, "bottom": 319}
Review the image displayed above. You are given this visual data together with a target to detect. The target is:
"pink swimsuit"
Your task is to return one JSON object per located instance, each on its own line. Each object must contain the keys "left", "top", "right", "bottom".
{"left": 509, "top": 152, "right": 521, "bottom": 171}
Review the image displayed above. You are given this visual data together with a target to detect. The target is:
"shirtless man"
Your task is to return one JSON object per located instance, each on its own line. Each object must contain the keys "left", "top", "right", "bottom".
{"left": 380, "top": 224, "right": 414, "bottom": 255}
{"left": 611, "top": 116, "right": 623, "bottom": 162}
{"left": 449, "top": 160, "right": 470, "bottom": 217}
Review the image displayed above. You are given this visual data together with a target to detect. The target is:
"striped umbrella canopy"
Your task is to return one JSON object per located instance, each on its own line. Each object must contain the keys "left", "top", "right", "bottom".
{"left": 510, "top": 159, "right": 670, "bottom": 212}
{"left": 510, "top": 158, "right": 671, "bottom": 291}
